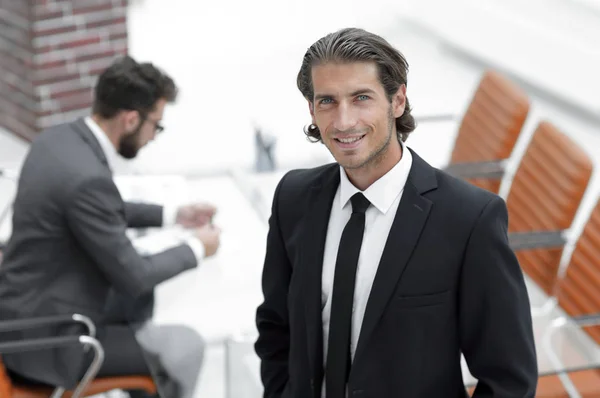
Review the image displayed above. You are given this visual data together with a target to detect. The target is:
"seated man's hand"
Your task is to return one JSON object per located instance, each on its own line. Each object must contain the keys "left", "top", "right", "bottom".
{"left": 194, "top": 224, "right": 221, "bottom": 258}
{"left": 176, "top": 203, "right": 217, "bottom": 228}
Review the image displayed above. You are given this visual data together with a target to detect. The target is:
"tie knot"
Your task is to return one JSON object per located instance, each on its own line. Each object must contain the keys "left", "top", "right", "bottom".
{"left": 350, "top": 193, "right": 370, "bottom": 214}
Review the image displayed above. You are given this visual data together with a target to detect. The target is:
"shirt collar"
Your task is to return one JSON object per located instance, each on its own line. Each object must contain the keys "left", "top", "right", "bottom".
{"left": 84, "top": 116, "right": 118, "bottom": 171}
{"left": 339, "top": 141, "right": 413, "bottom": 214}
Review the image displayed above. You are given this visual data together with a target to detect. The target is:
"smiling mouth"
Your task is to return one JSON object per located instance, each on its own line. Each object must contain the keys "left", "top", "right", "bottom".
{"left": 335, "top": 135, "right": 365, "bottom": 144}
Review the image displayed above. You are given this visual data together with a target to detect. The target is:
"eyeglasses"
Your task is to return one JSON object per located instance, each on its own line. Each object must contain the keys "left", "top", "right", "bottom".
{"left": 149, "top": 119, "right": 164, "bottom": 134}
{"left": 141, "top": 115, "right": 164, "bottom": 134}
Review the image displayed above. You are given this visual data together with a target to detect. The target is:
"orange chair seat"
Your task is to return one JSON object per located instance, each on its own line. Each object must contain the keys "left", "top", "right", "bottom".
{"left": 536, "top": 370, "right": 600, "bottom": 398}
{"left": 466, "top": 370, "right": 600, "bottom": 397}
{"left": 12, "top": 375, "right": 157, "bottom": 398}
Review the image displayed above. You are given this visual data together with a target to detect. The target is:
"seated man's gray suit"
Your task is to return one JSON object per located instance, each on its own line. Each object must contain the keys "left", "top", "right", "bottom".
{"left": 0, "top": 118, "right": 204, "bottom": 398}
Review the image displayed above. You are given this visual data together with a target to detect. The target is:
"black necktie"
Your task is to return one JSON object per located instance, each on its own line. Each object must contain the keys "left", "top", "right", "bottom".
{"left": 326, "top": 192, "right": 371, "bottom": 398}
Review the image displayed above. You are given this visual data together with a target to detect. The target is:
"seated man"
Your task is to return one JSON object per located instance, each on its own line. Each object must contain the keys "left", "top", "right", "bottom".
{"left": 0, "top": 56, "right": 221, "bottom": 398}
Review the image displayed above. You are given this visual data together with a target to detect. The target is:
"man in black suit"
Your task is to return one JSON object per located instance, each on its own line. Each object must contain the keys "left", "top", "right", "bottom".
{"left": 255, "top": 28, "right": 537, "bottom": 397}
{"left": 0, "top": 56, "right": 220, "bottom": 398}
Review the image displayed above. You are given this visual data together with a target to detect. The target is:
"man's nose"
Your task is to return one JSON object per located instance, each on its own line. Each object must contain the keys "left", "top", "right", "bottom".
{"left": 333, "top": 102, "right": 358, "bottom": 132}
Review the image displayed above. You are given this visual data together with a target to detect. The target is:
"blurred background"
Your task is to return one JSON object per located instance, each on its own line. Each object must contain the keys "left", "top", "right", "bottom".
{"left": 2, "top": 0, "right": 600, "bottom": 397}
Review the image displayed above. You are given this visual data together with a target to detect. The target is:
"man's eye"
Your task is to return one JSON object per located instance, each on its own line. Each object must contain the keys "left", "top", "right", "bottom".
{"left": 357, "top": 95, "right": 370, "bottom": 101}
{"left": 320, "top": 98, "right": 333, "bottom": 104}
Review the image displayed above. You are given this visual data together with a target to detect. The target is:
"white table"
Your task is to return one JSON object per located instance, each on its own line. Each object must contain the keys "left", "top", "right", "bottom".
{"left": 117, "top": 175, "right": 269, "bottom": 343}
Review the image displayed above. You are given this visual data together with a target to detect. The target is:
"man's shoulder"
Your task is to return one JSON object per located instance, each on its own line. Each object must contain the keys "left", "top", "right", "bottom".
{"left": 32, "top": 120, "right": 78, "bottom": 145}
{"left": 407, "top": 148, "right": 499, "bottom": 211}
{"left": 433, "top": 168, "right": 503, "bottom": 217}
{"left": 436, "top": 169, "right": 498, "bottom": 199}
{"left": 23, "top": 121, "right": 110, "bottom": 193}
{"left": 277, "top": 163, "right": 338, "bottom": 195}
{"left": 28, "top": 120, "right": 89, "bottom": 162}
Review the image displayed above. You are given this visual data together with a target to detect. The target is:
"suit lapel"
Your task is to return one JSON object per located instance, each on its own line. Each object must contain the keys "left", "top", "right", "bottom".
{"left": 352, "top": 149, "right": 437, "bottom": 367}
{"left": 301, "top": 165, "right": 340, "bottom": 386}
{"left": 71, "top": 118, "right": 110, "bottom": 169}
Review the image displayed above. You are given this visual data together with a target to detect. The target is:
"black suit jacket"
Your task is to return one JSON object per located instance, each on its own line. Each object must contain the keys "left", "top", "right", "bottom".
{"left": 0, "top": 118, "right": 197, "bottom": 388}
{"left": 255, "top": 149, "right": 537, "bottom": 397}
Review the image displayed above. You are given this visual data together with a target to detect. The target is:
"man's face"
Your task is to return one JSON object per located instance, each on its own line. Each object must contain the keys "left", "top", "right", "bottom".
{"left": 310, "top": 62, "right": 406, "bottom": 170}
{"left": 119, "top": 99, "right": 166, "bottom": 159}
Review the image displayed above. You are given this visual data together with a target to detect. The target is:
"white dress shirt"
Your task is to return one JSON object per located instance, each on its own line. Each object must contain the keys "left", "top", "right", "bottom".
{"left": 321, "top": 142, "right": 413, "bottom": 396}
{"left": 84, "top": 116, "right": 205, "bottom": 262}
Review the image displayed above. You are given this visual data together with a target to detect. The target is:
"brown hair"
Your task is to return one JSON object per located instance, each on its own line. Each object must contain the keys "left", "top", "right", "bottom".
{"left": 93, "top": 56, "right": 178, "bottom": 119}
{"left": 297, "top": 27, "right": 415, "bottom": 142}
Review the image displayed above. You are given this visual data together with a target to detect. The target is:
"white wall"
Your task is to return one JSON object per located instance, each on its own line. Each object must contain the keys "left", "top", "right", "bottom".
{"left": 402, "top": 0, "right": 600, "bottom": 118}
{"left": 121, "top": 0, "right": 458, "bottom": 176}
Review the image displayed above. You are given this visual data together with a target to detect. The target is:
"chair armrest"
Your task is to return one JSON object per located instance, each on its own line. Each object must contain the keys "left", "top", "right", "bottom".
{"left": 0, "top": 314, "right": 96, "bottom": 338}
{"left": 443, "top": 160, "right": 505, "bottom": 179}
{"left": 0, "top": 335, "right": 104, "bottom": 398}
{"left": 508, "top": 230, "right": 567, "bottom": 251}
{"left": 541, "top": 313, "right": 600, "bottom": 397}
{"left": 414, "top": 113, "right": 458, "bottom": 123}
{"left": 571, "top": 312, "right": 600, "bottom": 327}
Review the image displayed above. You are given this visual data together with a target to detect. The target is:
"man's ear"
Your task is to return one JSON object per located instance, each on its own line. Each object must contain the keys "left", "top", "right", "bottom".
{"left": 308, "top": 101, "right": 316, "bottom": 124}
{"left": 392, "top": 84, "right": 407, "bottom": 118}
{"left": 121, "top": 110, "right": 141, "bottom": 133}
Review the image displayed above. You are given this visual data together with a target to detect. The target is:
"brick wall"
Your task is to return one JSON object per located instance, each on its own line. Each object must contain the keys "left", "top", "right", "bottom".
{"left": 0, "top": 0, "right": 128, "bottom": 141}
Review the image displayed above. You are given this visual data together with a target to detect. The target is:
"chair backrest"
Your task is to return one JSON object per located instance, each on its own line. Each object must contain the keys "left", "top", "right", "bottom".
{"left": 449, "top": 70, "right": 530, "bottom": 193}
{"left": 0, "top": 358, "right": 13, "bottom": 397}
{"left": 506, "top": 121, "right": 593, "bottom": 294}
{"left": 556, "top": 199, "right": 600, "bottom": 344}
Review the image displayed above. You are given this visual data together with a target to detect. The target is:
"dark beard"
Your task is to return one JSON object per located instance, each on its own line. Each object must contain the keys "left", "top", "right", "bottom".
{"left": 343, "top": 106, "right": 395, "bottom": 170}
{"left": 118, "top": 125, "right": 142, "bottom": 159}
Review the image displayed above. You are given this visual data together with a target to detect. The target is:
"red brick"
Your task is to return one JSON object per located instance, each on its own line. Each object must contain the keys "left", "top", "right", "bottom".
{"left": 34, "top": 108, "right": 54, "bottom": 118}
{"left": 88, "top": 60, "right": 120, "bottom": 76}
{"left": 105, "top": 24, "right": 127, "bottom": 39}
{"left": 75, "top": 48, "right": 116, "bottom": 63}
{"left": 36, "top": 45, "right": 53, "bottom": 54}
{"left": 35, "top": 59, "right": 68, "bottom": 70}
{"left": 69, "top": 42, "right": 112, "bottom": 62}
{"left": 31, "top": 0, "right": 70, "bottom": 4}
{"left": 41, "top": 78, "right": 90, "bottom": 99}
{"left": 108, "top": 32, "right": 127, "bottom": 41}
{"left": 57, "top": 35, "right": 101, "bottom": 50}
{"left": 34, "top": 71, "right": 82, "bottom": 86}
{"left": 33, "top": 24, "right": 78, "bottom": 38}
{"left": 33, "top": 9, "right": 64, "bottom": 21}
{"left": 1, "top": 0, "right": 128, "bottom": 140}
{"left": 72, "top": 3, "right": 114, "bottom": 15}
{"left": 86, "top": 16, "right": 126, "bottom": 29}
{"left": 82, "top": 55, "right": 118, "bottom": 74}
{"left": 50, "top": 86, "right": 92, "bottom": 100}
{"left": 57, "top": 95, "right": 94, "bottom": 113}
